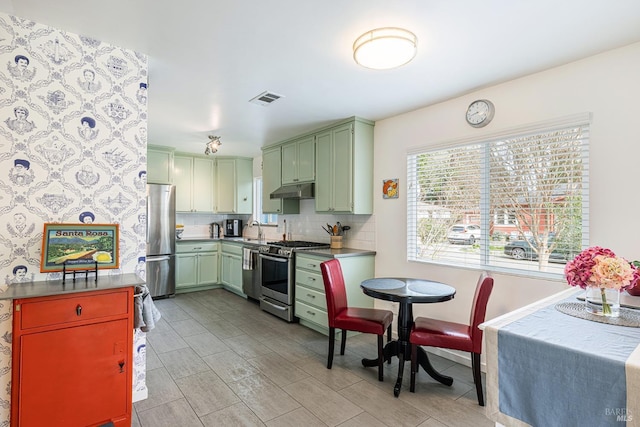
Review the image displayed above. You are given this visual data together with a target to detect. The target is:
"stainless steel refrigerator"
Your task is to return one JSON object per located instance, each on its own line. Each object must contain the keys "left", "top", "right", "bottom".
{"left": 146, "top": 184, "right": 176, "bottom": 298}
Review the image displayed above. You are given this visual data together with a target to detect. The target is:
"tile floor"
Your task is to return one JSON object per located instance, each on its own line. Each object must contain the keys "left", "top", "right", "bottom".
{"left": 133, "top": 289, "right": 493, "bottom": 427}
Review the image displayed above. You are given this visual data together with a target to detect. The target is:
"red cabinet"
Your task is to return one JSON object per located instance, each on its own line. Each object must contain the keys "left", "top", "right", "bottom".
{"left": 11, "top": 288, "right": 134, "bottom": 427}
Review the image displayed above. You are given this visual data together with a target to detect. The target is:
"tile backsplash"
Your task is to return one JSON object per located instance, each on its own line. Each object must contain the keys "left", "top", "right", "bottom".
{"left": 177, "top": 200, "right": 375, "bottom": 250}
{"left": 279, "top": 200, "right": 375, "bottom": 250}
{"left": 176, "top": 213, "right": 249, "bottom": 238}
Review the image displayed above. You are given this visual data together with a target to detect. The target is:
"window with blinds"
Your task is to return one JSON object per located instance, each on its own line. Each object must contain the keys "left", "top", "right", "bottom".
{"left": 253, "top": 178, "right": 278, "bottom": 225}
{"left": 407, "top": 115, "right": 589, "bottom": 277}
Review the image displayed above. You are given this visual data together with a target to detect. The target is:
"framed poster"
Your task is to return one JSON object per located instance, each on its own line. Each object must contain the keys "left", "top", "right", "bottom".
{"left": 383, "top": 179, "right": 399, "bottom": 199}
{"left": 40, "top": 223, "right": 119, "bottom": 272}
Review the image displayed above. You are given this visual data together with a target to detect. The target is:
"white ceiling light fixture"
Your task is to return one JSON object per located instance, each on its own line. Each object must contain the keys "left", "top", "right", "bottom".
{"left": 353, "top": 27, "right": 417, "bottom": 70}
{"left": 205, "top": 135, "right": 222, "bottom": 155}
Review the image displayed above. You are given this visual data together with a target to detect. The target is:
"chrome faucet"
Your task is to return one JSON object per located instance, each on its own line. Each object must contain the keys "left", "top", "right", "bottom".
{"left": 251, "top": 220, "right": 263, "bottom": 241}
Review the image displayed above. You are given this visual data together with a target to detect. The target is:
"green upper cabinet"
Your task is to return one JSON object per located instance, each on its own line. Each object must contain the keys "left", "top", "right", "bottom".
{"left": 215, "top": 158, "right": 253, "bottom": 214}
{"left": 315, "top": 118, "right": 374, "bottom": 214}
{"left": 174, "top": 156, "right": 192, "bottom": 211}
{"left": 193, "top": 157, "right": 215, "bottom": 212}
{"left": 282, "top": 135, "right": 315, "bottom": 184}
{"left": 174, "top": 154, "right": 215, "bottom": 212}
{"left": 262, "top": 146, "right": 299, "bottom": 214}
{"left": 147, "top": 145, "right": 174, "bottom": 184}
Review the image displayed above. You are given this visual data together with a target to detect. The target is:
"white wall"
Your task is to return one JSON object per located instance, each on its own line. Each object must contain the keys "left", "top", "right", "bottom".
{"left": 373, "top": 42, "right": 640, "bottom": 325}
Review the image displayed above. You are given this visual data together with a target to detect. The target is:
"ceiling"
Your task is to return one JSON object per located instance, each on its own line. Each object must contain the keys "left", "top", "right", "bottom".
{"left": 3, "top": 0, "right": 640, "bottom": 158}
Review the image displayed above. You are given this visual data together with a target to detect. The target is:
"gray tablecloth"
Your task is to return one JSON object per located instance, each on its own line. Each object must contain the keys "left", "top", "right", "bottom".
{"left": 483, "top": 288, "right": 640, "bottom": 427}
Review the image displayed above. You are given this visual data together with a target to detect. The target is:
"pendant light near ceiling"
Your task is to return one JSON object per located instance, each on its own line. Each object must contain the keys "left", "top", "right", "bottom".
{"left": 353, "top": 27, "right": 417, "bottom": 70}
{"left": 205, "top": 135, "right": 221, "bottom": 155}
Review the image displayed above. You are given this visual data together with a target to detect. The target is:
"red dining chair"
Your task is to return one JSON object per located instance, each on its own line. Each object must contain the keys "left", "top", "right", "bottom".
{"left": 409, "top": 272, "right": 494, "bottom": 405}
{"left": 320, "top": 259, "right": 393, "bottom": 381}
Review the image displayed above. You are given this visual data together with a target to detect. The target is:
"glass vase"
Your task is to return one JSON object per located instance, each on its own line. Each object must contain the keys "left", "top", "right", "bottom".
{"left": 585, "top": 287, "right": 620, "bottom": 317}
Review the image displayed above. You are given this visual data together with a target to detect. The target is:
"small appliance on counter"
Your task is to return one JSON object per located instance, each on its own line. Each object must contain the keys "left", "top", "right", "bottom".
{"left": 210, "top": 223, "right": 220, "bottom": 238}
{"left": 225, "top": 219, "right": 243, "bottom": 237}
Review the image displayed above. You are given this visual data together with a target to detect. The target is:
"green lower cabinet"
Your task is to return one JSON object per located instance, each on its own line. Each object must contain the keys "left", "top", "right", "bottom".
{"left": 198, "top": 252, "right": 219, "bottom": 284}
{"left": 176, "top": 253, "right": 198, "bottom": 289}
{"left": 294, "top": 253, "right": 375, "bottom": 335}
{"left": 176, "top": 252, "right": 219, "bottom": 293}
{"left": 220, "top": 243, "right": 244, "bottom": 296}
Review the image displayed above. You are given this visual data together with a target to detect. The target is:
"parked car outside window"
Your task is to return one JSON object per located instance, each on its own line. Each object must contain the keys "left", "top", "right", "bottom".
{"left": 447, "top": 224, "right": 482, "bottom": 245}
{"left": 508, "top": 230, "right": 533, "bottom": 241}
{"left": 503, "top": 234, "right": 576, "bottom": 262}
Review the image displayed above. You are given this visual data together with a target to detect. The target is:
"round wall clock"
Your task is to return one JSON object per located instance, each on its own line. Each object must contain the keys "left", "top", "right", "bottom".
{"left": 465, "top": 99, "right": 495, "bottom": 128}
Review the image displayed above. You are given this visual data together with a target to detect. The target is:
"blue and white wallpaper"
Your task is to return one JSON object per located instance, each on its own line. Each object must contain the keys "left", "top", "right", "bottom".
{"left": 0, "top": 12, "right": 149, "bottom": 421}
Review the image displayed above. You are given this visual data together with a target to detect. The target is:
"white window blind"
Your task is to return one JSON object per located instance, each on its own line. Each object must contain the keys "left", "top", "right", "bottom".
{"left": 407, "top": 116, "right": 589, "bottom": 277}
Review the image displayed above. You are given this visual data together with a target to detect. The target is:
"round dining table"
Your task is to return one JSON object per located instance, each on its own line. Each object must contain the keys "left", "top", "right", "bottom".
{"left": 360, "top": 277, "right": 456, "bottom": 397}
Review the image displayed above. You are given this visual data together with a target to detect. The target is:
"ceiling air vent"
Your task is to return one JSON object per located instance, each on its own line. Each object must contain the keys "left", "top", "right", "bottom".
{"left": 249, "top": 91, "right": 284, "bottom": 107}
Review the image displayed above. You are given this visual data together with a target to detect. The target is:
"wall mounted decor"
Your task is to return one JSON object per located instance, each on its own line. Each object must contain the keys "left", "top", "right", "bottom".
{"left": 40, "top": 223, "right": 119, "bottom": 272}
{"left": 383, "top": 179, "right": 399, "bottom": 199}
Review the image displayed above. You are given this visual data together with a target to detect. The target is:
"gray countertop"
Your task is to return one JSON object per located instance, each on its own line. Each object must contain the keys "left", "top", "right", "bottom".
{"left": 0, "top": 273, "right": 145, "bottom": 300}
{"left": 178, "top": 237, "right": 263, "bottom": 245}
{"left": 297, "top": 247, "right": 376, "bottom": 258}
{"left": 177, "top": 238, "right": 376, "bottom": 256}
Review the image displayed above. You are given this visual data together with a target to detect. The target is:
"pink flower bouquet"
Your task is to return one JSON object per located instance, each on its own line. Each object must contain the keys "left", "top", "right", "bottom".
{"left": 565, "top": 246, "right": 639, "bottom": 290}
{"left": 565, "top": 246, "right": 640, "bottom": 314}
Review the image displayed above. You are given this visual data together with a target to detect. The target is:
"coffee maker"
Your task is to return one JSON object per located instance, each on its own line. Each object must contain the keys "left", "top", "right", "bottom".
{"left": 224, "top": 219, "right": 243, "bottom": 237}
{"left": 210, "top": 223, "right": 220, "bottom": 238}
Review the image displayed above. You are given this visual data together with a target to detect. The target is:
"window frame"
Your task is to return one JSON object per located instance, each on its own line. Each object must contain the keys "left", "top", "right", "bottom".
{"left": 253, "top": 177, "right": 278, "bottom": 225}
{"left": 407, "top": 113, "right": 590, "bottom": 279}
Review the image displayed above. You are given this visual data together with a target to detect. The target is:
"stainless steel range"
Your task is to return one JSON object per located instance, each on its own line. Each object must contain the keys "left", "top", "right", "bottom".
{"left": 258, "top": 240, "right": 329, "bottom": 322}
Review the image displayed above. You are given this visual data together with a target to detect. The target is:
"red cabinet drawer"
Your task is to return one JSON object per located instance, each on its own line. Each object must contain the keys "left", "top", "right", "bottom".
{"left": 18, "top": 290, "right": 130, "bottom": 330}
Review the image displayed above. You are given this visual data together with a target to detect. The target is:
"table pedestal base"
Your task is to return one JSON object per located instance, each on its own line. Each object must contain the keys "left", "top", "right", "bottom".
{"left": 362, "top": 341, "right": 453, "bottom": 397}
{"left": 358, "top": 289, "right": 456, "bottom": 397}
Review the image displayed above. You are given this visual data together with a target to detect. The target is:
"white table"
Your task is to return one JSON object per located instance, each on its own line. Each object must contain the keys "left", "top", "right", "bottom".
{"left": 481, "top": 288, "right": 640, "bottom": 427}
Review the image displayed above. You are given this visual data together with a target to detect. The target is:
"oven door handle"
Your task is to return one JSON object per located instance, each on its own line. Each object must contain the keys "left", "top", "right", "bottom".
{"left": 259, "top": 254, "right": 288, "bottom": 263}
{"left": 260, "top": 297, "right": 287, "bottom": 311}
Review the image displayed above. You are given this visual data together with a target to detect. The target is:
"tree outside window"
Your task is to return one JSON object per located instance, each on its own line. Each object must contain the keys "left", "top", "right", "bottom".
{"left": 407, "top": 117, "right": 589, "bottom": 277}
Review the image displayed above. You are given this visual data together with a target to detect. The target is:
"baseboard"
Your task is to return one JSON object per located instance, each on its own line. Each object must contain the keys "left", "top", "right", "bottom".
{"left": 424, "top": 347, "right": 487, "bottom": 373}
{"left": 176, "top": 284, "right": 222, "bottom": 294}
{"left": 133, "top": 387, "right": 148, "bottom": 402}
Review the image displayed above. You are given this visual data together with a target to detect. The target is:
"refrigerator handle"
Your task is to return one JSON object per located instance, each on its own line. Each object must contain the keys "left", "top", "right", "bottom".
{"left": 147, "top": 255, "right": 171, "bottom": 262}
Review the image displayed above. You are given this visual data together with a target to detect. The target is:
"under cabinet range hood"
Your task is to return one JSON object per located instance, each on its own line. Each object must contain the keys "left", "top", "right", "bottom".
{"left": 270, "top": 183, "right": 314, "bottom": 199}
